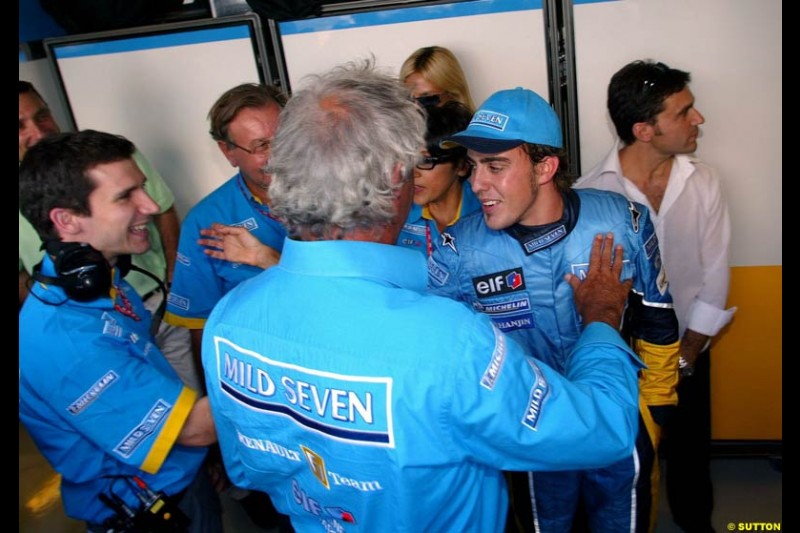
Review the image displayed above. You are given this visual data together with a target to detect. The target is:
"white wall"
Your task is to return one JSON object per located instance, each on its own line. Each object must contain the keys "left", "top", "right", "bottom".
{"left": 574, "top": 0, "right": 782, "bottom": 267}
{"left": 279, "top": 1, "right": 550, "bottom": 105}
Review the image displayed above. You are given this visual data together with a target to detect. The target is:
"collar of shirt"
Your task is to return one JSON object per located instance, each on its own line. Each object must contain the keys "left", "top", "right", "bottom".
{"left": 279, "top": 238, "right": 427, "bottom": 293}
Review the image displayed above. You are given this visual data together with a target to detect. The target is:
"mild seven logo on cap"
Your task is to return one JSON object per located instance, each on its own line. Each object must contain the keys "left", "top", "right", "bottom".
{"left": 470, "top": 110, "right": 509, "bottom": 131}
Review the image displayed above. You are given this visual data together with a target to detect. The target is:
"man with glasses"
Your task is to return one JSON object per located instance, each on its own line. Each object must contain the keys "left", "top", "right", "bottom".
{"left": 164, "top": 82, "right": 291, "bottom": 531}
{"left": 166, "top": 83, "right": 288, "bottom": 382}
{"left": 428, "top": 87, "right": 681, "bottom": 532}
{"left": 576, "top": 60, "right": 736, "bottom": 533}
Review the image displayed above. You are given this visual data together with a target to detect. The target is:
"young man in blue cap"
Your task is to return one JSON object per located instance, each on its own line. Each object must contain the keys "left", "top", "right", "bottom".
{"left": 428, "top": 87, "right": 681, "bottom": 532}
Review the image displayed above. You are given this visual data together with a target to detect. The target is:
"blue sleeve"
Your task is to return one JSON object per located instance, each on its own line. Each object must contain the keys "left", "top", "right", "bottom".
{"left": 449, "top": 317, "right": 641, "bottom": 471}
{"left": 44, "top": 325, "right": 195, "bottom": 474}
{"left": 165, "top": 208, "right": 225, "bottom": 328}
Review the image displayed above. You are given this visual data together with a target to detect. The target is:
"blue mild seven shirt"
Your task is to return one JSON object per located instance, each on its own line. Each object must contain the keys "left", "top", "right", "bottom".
{"left": 203, "top": 238, "right": 641, "bottom": 532}
{"left": 19, "top": 255, "right": 205, "bottom": 524}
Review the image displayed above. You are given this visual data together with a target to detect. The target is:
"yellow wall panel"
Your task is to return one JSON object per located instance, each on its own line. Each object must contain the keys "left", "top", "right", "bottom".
{"left": 712, "top": 265, "right": 782, "bottom": 440}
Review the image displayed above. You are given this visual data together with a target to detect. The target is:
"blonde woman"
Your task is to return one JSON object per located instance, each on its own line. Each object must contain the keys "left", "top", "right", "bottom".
{"left": 400, "top": 45, "right": 476, "bottom": 111}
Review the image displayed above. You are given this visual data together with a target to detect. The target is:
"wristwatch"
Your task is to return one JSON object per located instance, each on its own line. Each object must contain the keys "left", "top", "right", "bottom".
{"left": 679, "top": 356, "right": 694, "bottom": 377}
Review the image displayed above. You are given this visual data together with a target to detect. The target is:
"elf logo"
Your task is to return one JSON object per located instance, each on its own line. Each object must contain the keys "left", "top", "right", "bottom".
{"left": 473, "top": 268, "right": 526, "bottom": 296}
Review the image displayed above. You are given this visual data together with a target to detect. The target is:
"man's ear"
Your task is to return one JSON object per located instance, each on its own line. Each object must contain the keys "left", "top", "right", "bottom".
{"left": 534, "top": 155, "right": 560, "bottom": 186}
{"left": 632, "top": 121, "right": 655, "bottom": 143}
{"left": 455, "top": 159, "right": 471, "bottom": 178}
{"left": 217, "top": 140, "right": 238, "bottom": 167}
{"left": 50, "top": 208, "right": 84, "bottom": 238}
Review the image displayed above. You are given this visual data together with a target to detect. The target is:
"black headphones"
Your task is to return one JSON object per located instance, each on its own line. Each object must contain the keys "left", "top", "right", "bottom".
{"left": 32, "top": 241, "right": 119, "bottom": 302}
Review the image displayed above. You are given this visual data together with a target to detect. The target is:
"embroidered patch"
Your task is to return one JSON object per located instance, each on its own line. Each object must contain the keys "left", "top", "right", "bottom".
{"left": 470, "top": 110, "right": 509, "bottom": 132}
{"left": 167, "top": 292, "right": 190, "bottom": 311}
{"left": 427, "top": 257, "right": 450, "bottom": 287}
{"left": 115, "top": 399, "right": 172, "bottom": 458}
{"left": 216, "top": 337, "right": 394, "bottom": 447}
{"left": 67, "top": 371, "right": 118, "bottom": 415}
{"left": 521, "top": 360, "right": 549, "bottom": 431}
{"left": 480, "top": 325, "right": 507, "bottom": 390}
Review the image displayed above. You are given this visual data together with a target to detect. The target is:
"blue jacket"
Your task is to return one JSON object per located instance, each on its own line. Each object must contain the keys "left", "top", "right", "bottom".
{"left": 203, "top": 238, "right": 640, "bottom": 532}
{"left": 429, "top": 188, "right": 680, "bottom": 407}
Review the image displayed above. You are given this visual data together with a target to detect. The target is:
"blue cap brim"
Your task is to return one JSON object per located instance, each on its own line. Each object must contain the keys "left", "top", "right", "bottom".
{"left": 439, "top": 135, "right": 524, "bottom": 154}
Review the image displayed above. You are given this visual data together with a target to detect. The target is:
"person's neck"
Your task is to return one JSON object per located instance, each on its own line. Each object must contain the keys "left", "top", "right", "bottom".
{"left": 618, "top": 143, "right": 674, "bottom": 188}
{"left": 242, "top": 174, "right": 271, "bottom": 205}
{"left": 520, "top": 184, "right": 564, "bottom": 226}
{"left": 426, "top": 182, "right": 463, "bottom": 232}
{"left": 299, "top": 226, "right": 398, "bottom": 245}
{"left": 618, "top": 143, "right": 674, "bottom": 213}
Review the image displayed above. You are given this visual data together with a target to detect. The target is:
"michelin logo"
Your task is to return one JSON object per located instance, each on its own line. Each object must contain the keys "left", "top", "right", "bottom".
{"left": 68, "top": 371, "right": 118, "bottom": 415}
{"left": 474, "top": 297, "right": 530, "bottom": 316}
{"left": 481, "top": 325, "right": 507, "bottom": 390}
{"left": 215, "top": 337, "right": 395, "bottom": 447}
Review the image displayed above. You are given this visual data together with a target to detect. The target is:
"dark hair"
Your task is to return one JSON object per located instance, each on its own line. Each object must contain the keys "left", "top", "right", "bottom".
{"left": 522, "top": 143, "right": 573, "bottom": 192}
{"left": 208, "top": 83, "right": 287, "bottom": 144}
{"left": 19, "top": 80, "right": 43, "bottom": 99}
{"left": 424, "top": 101, "right": 472, "bottom": 178}
{"left": 607, "top": 60, "right": 691, "bottom": 145}
{"left": 19, "top": 130, "right": 135, "bottom": 242}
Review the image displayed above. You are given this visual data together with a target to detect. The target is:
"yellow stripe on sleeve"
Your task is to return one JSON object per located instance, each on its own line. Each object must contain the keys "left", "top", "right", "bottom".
{"left": 140, "top": 386, "right": 198, "bottom": 474}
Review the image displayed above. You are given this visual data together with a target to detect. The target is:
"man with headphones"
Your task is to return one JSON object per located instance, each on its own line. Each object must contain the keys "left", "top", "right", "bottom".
{"left": 19, "top": 130, "right": 222, "bottom": 532}
{"left": 18, "top": 80, "right": 201, "bottom": 393}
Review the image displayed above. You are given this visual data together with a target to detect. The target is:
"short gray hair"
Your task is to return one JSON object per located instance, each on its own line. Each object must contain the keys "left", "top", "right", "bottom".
{"left": 267, "top": 60, "right": 426, "bottom": 238}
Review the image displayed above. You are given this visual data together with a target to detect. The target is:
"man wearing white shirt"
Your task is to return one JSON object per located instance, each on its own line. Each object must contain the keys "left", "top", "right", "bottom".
{"left": 576, "top": 59, "right": 737, "bottom": 532}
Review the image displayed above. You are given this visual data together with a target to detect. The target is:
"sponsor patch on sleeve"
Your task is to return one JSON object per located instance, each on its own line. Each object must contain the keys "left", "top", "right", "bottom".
{"left": 232, "top": 217, "right": 259, "bottom": 232}
{"left": 167, "top": 292, "right": 190, "bottom": 311}
{"left": 480, "top": 325, "right": 508, "bottom": 390}
{"left": 114, "top": 399, "right": 172, "bottom": 458}
{"left": 67, "top": 371, "right": 118, "bottom": 415}
{"left": 521, "top": 360, "right": 549, "bottom": 431}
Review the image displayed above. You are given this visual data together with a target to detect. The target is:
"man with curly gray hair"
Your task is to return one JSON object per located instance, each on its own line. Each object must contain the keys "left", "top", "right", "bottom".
{"left": 200, "top": 60, "right": 642, "bottom": 532}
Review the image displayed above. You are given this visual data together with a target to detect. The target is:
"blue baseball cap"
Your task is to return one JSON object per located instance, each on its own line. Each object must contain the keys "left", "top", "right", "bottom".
{"left": 441, "top": 87, "right": 563, "bottom": 153}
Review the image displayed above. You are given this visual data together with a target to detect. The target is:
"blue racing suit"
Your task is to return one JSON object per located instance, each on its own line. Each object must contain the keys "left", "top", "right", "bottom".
{"left": 429, "top": 188, "right": 681, "bottom": 532}
{"left": 203, "top": 238, "right": 642, "bottom": 532}
{"left": 396, "top": 185, "right": 481, "bottom": 256}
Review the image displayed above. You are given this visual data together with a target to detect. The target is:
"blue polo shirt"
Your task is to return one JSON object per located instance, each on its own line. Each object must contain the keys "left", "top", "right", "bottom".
{"left": 19, "top": 256, "right": 205, "bottom": 524}
{"left": 166, "top": 172, "right": 287, "bottom": 329}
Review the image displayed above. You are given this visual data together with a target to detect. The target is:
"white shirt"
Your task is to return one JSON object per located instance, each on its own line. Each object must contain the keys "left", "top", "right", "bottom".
{"left": 576, "top": 143, "right": 736, "bottom": 338}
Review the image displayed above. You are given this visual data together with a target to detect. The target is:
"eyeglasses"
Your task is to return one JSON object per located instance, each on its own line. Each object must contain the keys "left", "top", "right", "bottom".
{"left": 415, "top": 94, "right": 443, "bottom": 108}
{"left": 227, "top": 138, "right": 271, "bottom": 155}
{"left": 641, "top": 62, "right": 670, "bottom": 93}
{"left": 415, "top": 155, "right": 456, "bottom": 170}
